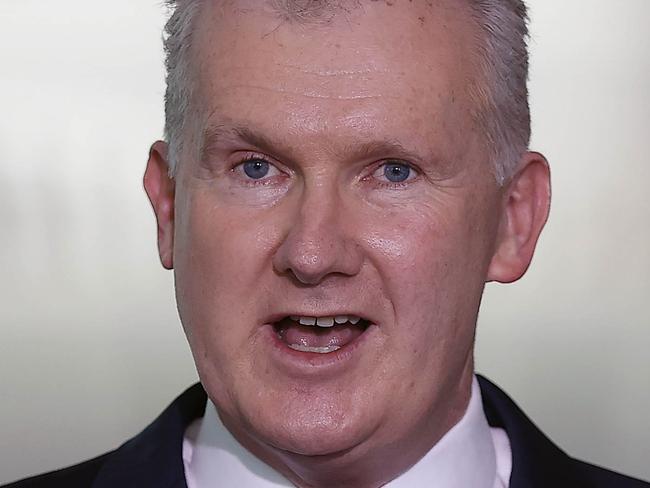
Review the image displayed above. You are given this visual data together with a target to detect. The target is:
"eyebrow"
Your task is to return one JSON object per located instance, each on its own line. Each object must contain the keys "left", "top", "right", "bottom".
{"left": 352, "top": 139, "right": 429, "bottom": 166}
{"left": 199, "top": 123, "right": 436, "bottom": 168}
{"left": 199, "top": 124, "right": 294, "bottom": 164}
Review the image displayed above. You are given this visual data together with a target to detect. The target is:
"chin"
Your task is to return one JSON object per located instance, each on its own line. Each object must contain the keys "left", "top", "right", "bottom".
{"left": 270, "top": 421, "right": 370, "bottom": 457}
{"left": 239, "top": 387, "right": 376, "bottom": 457}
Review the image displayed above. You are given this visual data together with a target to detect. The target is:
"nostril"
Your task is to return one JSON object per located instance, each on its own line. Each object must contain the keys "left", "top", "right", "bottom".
{"left": 282, "top": 263, "right": 332, "bottom": 287}
{"left": 272, "top": 220, "right": 364, "bottom": 284}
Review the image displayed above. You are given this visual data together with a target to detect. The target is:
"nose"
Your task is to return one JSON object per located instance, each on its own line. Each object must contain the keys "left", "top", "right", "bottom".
{"left": 272, "top": 182, "right": 363, "bottom": 285}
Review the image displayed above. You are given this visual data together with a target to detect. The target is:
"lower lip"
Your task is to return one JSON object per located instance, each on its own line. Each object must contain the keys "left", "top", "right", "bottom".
{"left": 260, "top": 322, "right": 376, "bottom": 375}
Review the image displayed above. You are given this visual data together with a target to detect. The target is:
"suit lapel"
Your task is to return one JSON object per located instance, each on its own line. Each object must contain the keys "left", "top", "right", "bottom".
{"left": 478, "top": 375, "right": 586, "bottom": 488}
{"left": 92, "top": 383, "right": 207, "bottom": 488}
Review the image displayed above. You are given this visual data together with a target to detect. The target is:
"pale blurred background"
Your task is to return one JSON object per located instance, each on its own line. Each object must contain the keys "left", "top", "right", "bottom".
{"left": 0, "top": 0, "right": 648, "bottom": 484}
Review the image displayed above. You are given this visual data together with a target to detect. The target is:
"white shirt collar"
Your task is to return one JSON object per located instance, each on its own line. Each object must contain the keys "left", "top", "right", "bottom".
{"left": 183, "top": 376, "right": 511, "bottom": 487}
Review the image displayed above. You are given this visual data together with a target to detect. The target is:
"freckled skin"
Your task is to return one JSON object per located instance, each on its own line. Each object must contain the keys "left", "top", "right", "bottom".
{"left": 145, "top": 1, "right": 550, "bottom": 487}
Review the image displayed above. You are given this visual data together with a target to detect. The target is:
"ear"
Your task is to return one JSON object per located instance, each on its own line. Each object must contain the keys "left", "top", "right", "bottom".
{"left": 487, "top": 152, "right": 551, "bottom": 283}
{"left": 144, "top": 141, "right": 175, "bottom": 270}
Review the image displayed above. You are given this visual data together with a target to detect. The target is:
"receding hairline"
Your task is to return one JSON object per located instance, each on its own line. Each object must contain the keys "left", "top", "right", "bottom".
{"left": 191, "top": 0, "right": 482, "bottom": 32}
{"left": 185, "top": 0, "right": 490, "bottom": 115}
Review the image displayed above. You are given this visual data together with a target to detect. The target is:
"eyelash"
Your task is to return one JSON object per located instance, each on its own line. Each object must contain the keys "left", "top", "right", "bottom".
{"left": 230, "top": 153, "right": 420, "bottom": 189}
{"left": 230, "top": 153, "right": 286, "bottom": 187}
{"left": 365, "top": 160, "right": 420, "bottom": 189}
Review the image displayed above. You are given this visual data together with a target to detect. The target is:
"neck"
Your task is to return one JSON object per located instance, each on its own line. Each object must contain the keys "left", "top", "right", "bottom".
{"left": 218, "top": 360, "right": 475, "bottom": 488}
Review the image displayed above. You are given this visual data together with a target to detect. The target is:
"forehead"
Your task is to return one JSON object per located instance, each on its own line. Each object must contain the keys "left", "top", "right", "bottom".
{"left": 190, "top": 0, "right": 482, "bottom": 157}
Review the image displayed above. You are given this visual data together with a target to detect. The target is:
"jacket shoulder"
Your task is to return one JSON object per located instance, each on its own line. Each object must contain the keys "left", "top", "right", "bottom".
{"left": 2, "top": 384, "right": 205, "bottom": 488}
{"left": 2, "top": 453, "right": 113, "bottom": 488}
{"left": 571, "top": 458, "right": 650, "bottom": 487}
{"left": 477, "top": 375, "right": 650, "bottom": 487}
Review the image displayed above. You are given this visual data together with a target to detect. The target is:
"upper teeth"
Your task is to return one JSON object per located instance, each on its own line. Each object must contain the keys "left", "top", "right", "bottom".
{"left": 289, "top": 315, "right": 362, "bottom": 328}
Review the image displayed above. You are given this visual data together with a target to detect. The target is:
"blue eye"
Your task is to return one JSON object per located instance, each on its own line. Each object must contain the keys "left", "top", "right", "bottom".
{"left": 243, "top": 159, "right": 270, "bottom": 179}
{"left": 382, "top": 162, "right": 412, "bottom": 183}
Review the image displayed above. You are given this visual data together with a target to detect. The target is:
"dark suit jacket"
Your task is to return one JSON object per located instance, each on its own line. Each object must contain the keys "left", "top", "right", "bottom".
{"left": 4, "top": 376, "right": 648, "bottom": 487}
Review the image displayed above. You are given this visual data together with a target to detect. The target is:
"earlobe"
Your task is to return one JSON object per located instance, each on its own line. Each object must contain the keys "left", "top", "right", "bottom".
{"left": 144, "top": 141, "right": 175, "bottom": 270}
{"left": 487, "top": 152, "right": 551, "bottom": 283}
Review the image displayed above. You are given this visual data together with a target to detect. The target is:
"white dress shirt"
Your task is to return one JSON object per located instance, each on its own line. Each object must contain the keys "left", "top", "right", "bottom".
{"left": 183, "top": 376, "right": 512, "bottom": 487}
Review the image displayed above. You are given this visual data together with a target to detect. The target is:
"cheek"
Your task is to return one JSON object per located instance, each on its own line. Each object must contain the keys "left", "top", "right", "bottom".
{"left": 363, "top": 201, "right": 463, "bottom": 289}
{"left": 177, "top": 186, "right": 283, "bottom": 269}
{"left": 173, "top": 190, "right": 281, "bottom": 346}
{"left": 362, "top": 197, "right": 491, "bottom": 339}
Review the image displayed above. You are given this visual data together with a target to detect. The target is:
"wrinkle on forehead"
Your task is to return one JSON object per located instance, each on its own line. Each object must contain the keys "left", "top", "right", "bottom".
{"left": 262, "top": 63, "right": 391, "bottom": 78}
{"left": 209, "top": 57, "right": 396, "bottom": 101}
{"left": 218, "top": 83, "right": 396, "bottom": 100}
{"left": 221, "top": 63, "right": 389, "bottom": 77}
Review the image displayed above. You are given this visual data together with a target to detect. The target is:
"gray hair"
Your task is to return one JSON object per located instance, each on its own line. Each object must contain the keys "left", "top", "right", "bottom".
{"left": 162, "top": 0, "right": 530, "bottom": 184}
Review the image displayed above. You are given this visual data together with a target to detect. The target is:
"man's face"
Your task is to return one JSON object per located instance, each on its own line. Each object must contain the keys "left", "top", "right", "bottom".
{"left": 171, "top": 0, "right": 503, "bottom": 464}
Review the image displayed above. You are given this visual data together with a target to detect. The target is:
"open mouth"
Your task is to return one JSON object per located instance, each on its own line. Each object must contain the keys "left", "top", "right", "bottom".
{"left": 273, "top": 315, "right": 371, "bottom": 354}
